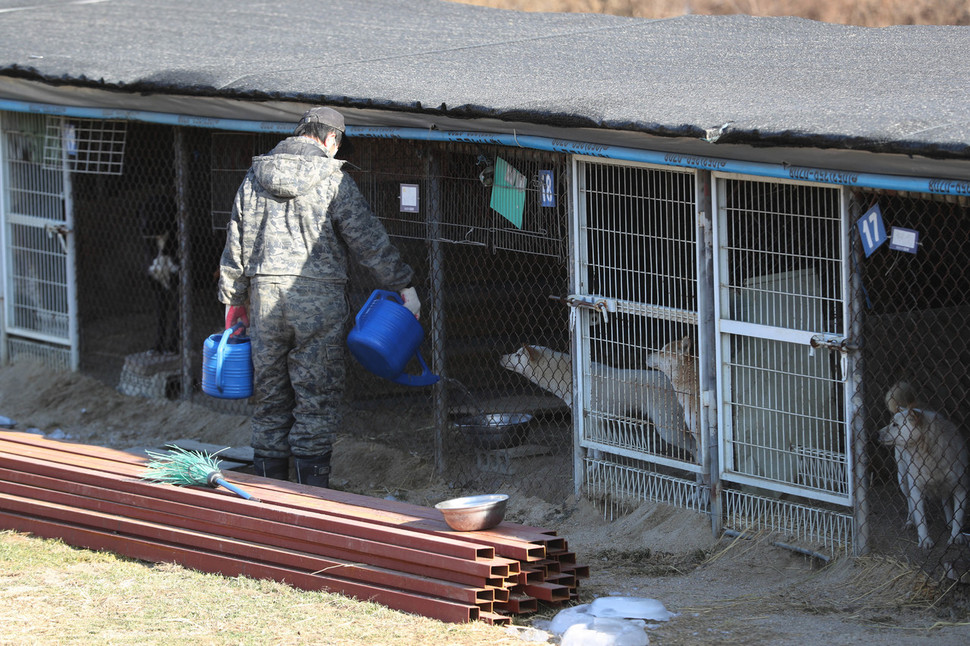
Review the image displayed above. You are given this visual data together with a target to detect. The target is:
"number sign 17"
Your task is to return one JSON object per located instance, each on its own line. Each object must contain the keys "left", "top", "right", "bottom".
{"left": 857, "top": 204, "right": 887, "bottom": 257}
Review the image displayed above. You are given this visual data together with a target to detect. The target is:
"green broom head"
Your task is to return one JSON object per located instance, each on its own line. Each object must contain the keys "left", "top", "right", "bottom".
{"left": 143, "top": 444, "right": 224, "bottom": 488}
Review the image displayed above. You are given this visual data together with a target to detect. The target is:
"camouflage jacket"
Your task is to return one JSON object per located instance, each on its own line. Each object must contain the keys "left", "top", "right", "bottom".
{"left": 218, "top": 136, "right": 414, "bottom": 306}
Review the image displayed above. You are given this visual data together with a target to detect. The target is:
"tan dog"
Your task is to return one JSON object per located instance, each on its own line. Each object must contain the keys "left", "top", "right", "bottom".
{"left": 878, "top": 395, "right": 970, "bottom": 549}
{"left": 499, "top": 344, "right": 695, "bottom": 455}
{"left": 884, "top": 380, "right": 919, "bottom": 527}
{"left": 645, "top": 336, "right": 701, "bottom": 455}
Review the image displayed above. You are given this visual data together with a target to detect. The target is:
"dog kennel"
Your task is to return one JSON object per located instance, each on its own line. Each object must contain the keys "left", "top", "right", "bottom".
{"left": 6, "top": 109, "right": 969, "bottom": 581}
{"left": 1, "top": 6, "right": 969, "bottom": 590}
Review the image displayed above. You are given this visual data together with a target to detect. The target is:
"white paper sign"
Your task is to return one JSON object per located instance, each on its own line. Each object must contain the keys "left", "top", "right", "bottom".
{"left": 889, "top": 226, "right": 919, "bottom": 254}
{"left": 400, "top": 184, "right": 419, "bottom": 213}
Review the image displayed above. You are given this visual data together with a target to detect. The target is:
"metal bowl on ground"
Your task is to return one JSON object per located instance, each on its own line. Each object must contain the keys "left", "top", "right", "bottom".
{"left": 434, "top": 494, "right": 509, "bottom": 531}
{"left": 453, "top": 412, "right": 533, "bottom": 450}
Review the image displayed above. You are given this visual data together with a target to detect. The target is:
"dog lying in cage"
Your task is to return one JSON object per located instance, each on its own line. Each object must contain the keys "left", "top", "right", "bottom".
{"left": 645, "top": 336, "right": 701, "bottom": 457}
{"left": 499, "top": 344, "right": 695, "bottom": 457}
{"left": 878, "top": 381, "right": 970, "bottom": 550}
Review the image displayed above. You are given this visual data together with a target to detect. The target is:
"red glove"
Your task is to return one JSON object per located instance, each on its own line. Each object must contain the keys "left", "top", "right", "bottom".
{"left": 225, "top": 305, "right": 249, "bottom": 335}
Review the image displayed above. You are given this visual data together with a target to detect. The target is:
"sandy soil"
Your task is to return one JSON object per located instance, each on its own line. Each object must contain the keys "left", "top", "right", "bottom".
{"left": 1, "top": 359, "right": 969, "bottom": 645}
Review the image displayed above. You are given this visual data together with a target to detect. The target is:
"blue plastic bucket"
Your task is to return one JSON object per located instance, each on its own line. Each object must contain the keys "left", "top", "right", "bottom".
{"left": 347, "top": 290, "right": 439, "bottom": 387}
{"left": 201, "top": 323, "right": 253, "bottom": 399}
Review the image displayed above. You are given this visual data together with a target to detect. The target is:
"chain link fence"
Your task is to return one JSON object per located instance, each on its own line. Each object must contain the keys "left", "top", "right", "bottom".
{"left": 4, "top": 112, "right": 970, "bottom": 591}
{"left": 18, "top": 120, "right": 577, "bottom": 504}
{"left": 855, "top": 189, "right": 970, "bottom": 584}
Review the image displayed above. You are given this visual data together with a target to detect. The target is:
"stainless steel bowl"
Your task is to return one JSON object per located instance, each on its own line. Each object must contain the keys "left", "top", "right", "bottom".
{"left": 453, "top": 412, "right": 533, "bottom": 450}
{"left": 434, "top": 494, "right": 509, "bottom": 531}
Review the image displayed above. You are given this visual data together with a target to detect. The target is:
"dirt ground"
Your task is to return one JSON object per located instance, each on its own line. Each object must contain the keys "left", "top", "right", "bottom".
{"left": 1, "top": 359, "right": 969, "bottom": 645}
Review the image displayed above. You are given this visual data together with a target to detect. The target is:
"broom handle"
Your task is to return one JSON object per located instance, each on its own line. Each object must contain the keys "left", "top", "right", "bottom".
{"left": 214, "top": 477, "right": 260, "bottom": 502}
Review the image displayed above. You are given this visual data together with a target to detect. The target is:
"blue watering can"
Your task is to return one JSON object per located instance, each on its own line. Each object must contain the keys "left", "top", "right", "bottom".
{"left": 201, "top": 322, "right": 253, "bottom": 399}
{"left": 347, "top": 289, "right": 439, "bottom": 387}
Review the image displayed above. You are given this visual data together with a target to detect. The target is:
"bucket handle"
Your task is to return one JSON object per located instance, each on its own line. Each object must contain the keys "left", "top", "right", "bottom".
{"left": 215, "top": 322, "right": 245, "bottom": 392}
{"left": 355, "top": 289, "right": 401, "bottom": 326}
{"left": 390, "top": 349, "right": 440, "bottom": 387}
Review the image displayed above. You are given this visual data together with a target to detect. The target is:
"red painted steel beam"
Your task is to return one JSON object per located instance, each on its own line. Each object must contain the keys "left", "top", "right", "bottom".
{"left": 479, "top": 611, "right": 511, "bottom": 626}
{"left": 515, "top": 569, "right": 547, "bottom": 585}
{"left": 0, "top": 457, "right": 515, "bottom": 585}
{"left": 0, "top": 431, "right": 557, "bottom": 539}
{"left": 546, "top": 572, "right": 578, "bottom": 588}
{"left": 562, "top": 563, "right": 590, "bottom": 579}
{"left": 0, "top": 432, "right": 587, "bottom": 609}
{"left": 0, "top": 510, "right": 481, "bottom": 624}
{"left": 0, "top": 432, "right": 552, "bottom": 561}
{"left": 0, "top": 485, "right": 497, "bottom": 606}
{"left": 496, "top": 594, "right": 538, "bottom": 615}
{"left": 225, "top": 477, "right": 557, "bottom": 560}
{"left": 0, "top": 433, "right": 554, "bottom": 560}
{"left": 522, "top": 581, "right": 571, "bottom": 602}
{"left": 0, "top": 447, "right": 507, "bottom": 565}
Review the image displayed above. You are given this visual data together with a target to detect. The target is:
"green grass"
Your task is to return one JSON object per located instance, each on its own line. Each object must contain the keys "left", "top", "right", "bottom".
{"left": 0, "top": 531, "right": 521, "bottom": 646}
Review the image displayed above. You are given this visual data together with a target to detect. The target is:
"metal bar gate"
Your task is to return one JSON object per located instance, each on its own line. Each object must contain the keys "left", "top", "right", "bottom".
{"left": 0, "top": 112, "right": 77, "bottom": 370}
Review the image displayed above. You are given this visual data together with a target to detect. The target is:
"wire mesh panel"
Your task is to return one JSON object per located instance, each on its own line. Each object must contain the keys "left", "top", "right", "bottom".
{"left": 573, "top": 158, "right": 702, "bottom": 512}
{"left": 45, "top": 118, "right": 127, "bottom": 176}
{"left": 210, "top": 133, "right": 282, "bottom": 231}
{"left": 1, "top": 112, "right": 74, "bottom": 368}
{"left": 714, "top": 174, "right": 851, "bottom": 551}
{"left": 855, "top": 189, "right": 970, "bottom": 582}
{"left": 345, "top": 138, "right": 573, "bottom": 501}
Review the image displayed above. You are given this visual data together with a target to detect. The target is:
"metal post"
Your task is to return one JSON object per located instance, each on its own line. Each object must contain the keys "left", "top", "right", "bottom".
{"left": 847, "top": 190, "right": 869, "bottom": 556}
{"left": 426, "top": 149, "right": 446, "bottom": 475}
{"left": 0, "top": 114, "right": 6, "bottom": 366}
{"left": 696, "top": 170, "right": 721, "bottom": 535}
{"left": 173, "top": 127, "right": 192, "bottom": 401}
{"left": 568, "top": 157, "right": 584, "bottom": 498}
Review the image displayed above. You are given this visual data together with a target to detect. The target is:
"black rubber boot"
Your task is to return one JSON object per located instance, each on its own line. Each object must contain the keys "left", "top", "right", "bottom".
{"left": 294, "top": 453, "right": 332, "bottom": 488}
{"left": 253, "top": 456, "right": 289, "bottom": 481}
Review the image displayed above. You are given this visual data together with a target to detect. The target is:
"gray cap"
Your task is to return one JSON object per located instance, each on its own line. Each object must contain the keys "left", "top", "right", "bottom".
{"left": 298, "top": 106, "right": 345, "bottom": 133}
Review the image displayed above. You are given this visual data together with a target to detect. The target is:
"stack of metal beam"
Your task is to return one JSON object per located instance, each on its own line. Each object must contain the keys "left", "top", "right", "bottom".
{"left": 0, "top": 431, "right": 587, "bottom": 625}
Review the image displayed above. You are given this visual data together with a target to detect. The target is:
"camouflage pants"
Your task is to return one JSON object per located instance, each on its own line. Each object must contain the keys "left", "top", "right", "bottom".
{"left": 248, "top": 275, "right": 348, "bottom": 459}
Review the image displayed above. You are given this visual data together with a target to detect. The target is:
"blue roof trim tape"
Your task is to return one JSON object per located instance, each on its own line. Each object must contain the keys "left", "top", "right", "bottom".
{"left": 0, "top": 99, "right": 295, "bottom": 134}
{"left": 354, "top": 126, "right": 970, "bottom": 198}
{"left": 3, "top": 99, "right": 968, "bottom": 198}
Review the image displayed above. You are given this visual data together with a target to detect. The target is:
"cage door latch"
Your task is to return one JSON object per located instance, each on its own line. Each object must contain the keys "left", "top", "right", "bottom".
{"left": 44, "top": 223, "right": 72, "bottom": 253}
{"left": 555, "top": 294, "right": 617, "bottom": 324}
{"left": 809, "top": 333, "right": 857, "bottom": 355}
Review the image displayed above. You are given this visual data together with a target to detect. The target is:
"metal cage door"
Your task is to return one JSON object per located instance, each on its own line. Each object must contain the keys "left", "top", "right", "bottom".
{"left": 571, "top": 157, "right": 705, "bottom": 511}
{"left": 0, "top": 112, "right": 77, "bottom": 369}
{"left": 713, "top": 174, "right": 852, "bottom": 509}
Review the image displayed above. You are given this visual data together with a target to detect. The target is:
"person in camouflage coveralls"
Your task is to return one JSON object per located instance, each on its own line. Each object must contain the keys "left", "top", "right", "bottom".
{"left": 218, "top": 107, "right": 420, "bottom": 488}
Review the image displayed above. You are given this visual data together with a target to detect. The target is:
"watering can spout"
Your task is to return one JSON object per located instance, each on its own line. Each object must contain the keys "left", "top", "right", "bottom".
{"left": 347, "top": 289, "right": 440, "bottom": 387}
{"left": 389, "top": 351, "right": 440, "bottom": 387}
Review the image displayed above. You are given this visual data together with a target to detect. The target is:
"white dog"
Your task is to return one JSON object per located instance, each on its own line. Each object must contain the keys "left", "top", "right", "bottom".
{"left": 499, "top": 344, "right": 695, "bottom": 456}
{"left": 878, "top": 396, "right": 970, "bottom": 549}
{"left": 883, "top": 381, "right": 919, "bottom": 527}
